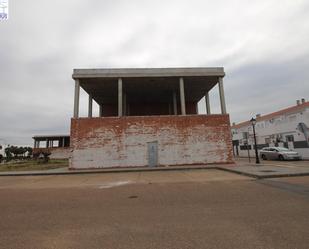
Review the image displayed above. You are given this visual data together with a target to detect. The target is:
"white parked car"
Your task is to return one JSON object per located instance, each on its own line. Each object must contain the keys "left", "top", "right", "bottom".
{"left": 259, "top": 147, "right": 302, "bottom": 161}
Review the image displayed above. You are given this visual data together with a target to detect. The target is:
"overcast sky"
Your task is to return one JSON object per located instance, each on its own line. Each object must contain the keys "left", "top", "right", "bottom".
{"left": 1, "top": 0, "right": 309, "bottom": 146}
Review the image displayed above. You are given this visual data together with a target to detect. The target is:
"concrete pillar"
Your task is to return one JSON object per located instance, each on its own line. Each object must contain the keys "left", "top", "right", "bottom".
{"left": 88, "top": 94, "right": 93, "bottom": 118}
{"left": 205, "top": 92, "right": 211, "bottom": 114}
{"left": 37, "top": 141, "right": 40, "bottom": 148}
{"left": 118, "top": 78, "right": 123, "bottom": 117}
{"left": 73, "top": 79, "right": 80, "bottom": 118}
{"left": 179, "top": 77, "right": 186, "bottom": 115}
{"left": 218, "top": 77, "right": 227, "bottom": 114}
{"left": 173, "top": 92, "right": 177, "bottom": 115}
{"left": 33, "top": 140, "right": 36, "bottom": 149}
{"left": 123, "top": 93, "right": 127, "bottom": 116}
{"left": 62, "top": 138, "right": 65, "bottom": 147}
{"left": 46, "top": 139, "right": 49, "bottom": 148}
{"left": 99, "top": 105, "right": 103, "bottom": 117}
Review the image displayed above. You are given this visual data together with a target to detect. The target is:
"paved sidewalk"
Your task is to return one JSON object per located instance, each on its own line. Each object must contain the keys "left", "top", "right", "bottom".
{"left": 219, "top": 158, "right": 309, "bottom": 179}
{"left": 1, "top": 158, "right": 309, "bottom": 179}
{"left": 219, "top": 164, "right": 309, "bottom": 179}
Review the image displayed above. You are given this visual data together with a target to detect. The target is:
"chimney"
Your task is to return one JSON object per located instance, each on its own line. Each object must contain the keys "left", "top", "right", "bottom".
{"left": 297, "top": 100, "right": 300, "bottom": 106}
{"left": 256, "top": 114, "right": 261, "bottom": 118}
{"left": 301, "top": 98, "right": 305, "bottom": 104}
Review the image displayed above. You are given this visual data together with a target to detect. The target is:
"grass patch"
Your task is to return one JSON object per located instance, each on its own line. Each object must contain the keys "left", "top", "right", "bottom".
{"left": 0, "top": 159, "right": 68, "bottom": 172}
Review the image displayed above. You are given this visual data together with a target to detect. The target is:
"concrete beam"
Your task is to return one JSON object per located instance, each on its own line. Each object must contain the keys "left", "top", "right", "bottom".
{"left": 72, "top": 67, "right": 225, "bottom": 79}
{"left": 179, "top": 77, "right": 186, "bottom": 115}
{"left": 205, "top": 92, "right": 211, "bottom": 114}
{"left": 73, "top": 79, "right": 80, "bottom": 118}
{"left": 88, "top": 94, "right": 93, "bottom": 118}
{"left": 118, "top": 78, "right": 123, "bottom": 117}
{"left": 218, "top": 77, "right": 227, "bottom": 114}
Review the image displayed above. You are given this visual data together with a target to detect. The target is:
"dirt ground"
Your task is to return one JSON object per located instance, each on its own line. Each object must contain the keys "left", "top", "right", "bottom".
{"left": 0, "top": 159, "right": 68, "bottom": 172}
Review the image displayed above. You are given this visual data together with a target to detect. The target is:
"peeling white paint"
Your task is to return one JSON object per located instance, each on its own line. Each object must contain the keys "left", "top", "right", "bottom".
{"left": 70, "top": 115, "right": 233, "bottom": 169}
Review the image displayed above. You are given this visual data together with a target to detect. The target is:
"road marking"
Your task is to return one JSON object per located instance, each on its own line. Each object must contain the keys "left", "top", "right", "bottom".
{"left": 98, "top": 181, "right": 132, "bottom": 189}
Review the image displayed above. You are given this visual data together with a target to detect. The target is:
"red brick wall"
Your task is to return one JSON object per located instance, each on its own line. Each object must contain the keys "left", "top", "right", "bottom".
{"left": 70, "top": 115, "right": 233, "bottom": 169}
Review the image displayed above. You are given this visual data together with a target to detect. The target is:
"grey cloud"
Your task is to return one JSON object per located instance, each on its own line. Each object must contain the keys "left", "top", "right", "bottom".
{"left": 0, "top": 0, "right": 309, "bottom": 145}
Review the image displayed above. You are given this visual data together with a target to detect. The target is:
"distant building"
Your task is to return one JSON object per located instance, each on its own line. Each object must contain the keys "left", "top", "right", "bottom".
{"left": 0, "top": 144, "right": 6, "bottom": 157}
{"left": 32, "top": 135, "right": 71, "bottom": 159}
{"left": 231, "top": 99, "right": 309, "bottom": 159}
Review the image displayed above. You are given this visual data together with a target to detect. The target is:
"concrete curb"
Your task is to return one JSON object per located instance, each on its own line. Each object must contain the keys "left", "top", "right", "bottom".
{"left": 217, "top": 166, "right": 309, "bottom": 179}
{"left": 0, "top": 165, "right": 218, "bottom": 177}
{"left": 216, "top": 167, "right": 261, "bottom": 179}
{"left": 1, "top": 165, "right": 309, "bottom": 179}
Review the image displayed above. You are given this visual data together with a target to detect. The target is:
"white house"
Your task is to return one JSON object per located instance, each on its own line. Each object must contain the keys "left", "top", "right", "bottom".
{"left": 0, "top": 141, "right": 7, "bottom": 158}
{"left": 231, "top": 99, "right": 309, "bottom": 160}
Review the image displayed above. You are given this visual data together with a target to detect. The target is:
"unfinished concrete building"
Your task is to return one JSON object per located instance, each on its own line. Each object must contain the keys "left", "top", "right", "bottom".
{"left": 33, "top": 135, "right": 71, "bottom": 159}
{"left": 70, "top": 68, "right": 233, "bottom": 169}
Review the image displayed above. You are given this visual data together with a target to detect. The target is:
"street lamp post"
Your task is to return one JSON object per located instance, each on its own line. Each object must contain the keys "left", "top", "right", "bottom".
{"left": 250, "top": 118, "right": 260, "bottom": 164}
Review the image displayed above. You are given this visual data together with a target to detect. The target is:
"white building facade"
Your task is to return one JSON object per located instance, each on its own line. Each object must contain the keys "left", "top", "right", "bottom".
{"left": 232, "top": 99, "right": 309, "bottom": 160}
{"left": 0, "top": 142, "right": 7, "bottom": 158}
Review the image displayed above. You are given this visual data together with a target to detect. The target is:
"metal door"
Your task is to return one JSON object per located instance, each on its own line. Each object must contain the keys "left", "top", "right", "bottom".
{"left": 147, "top": 141, "right": 158, "bottom": 167}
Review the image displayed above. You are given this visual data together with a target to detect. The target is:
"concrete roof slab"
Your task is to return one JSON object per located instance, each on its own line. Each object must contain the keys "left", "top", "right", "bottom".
{"left": 73, "top": 67, "right": 225, "bottom": 79}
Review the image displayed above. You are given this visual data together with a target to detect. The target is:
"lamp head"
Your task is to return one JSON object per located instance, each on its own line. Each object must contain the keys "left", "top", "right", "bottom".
{"left": 250, "top": 118, "right": 256, "bottom": 126}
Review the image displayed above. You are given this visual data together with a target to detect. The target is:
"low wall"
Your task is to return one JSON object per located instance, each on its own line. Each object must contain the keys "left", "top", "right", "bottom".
{"left": 70, "top": 115, "right": 234, "bottom": 169}
{"left": 33, "top": 147, "right": 71, "bottom": 159}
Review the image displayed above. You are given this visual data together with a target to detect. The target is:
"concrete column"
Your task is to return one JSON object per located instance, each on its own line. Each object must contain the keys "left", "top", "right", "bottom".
{"left": 118, "top": 78, "right": 123, "bottom": 117}
{"left": 173, "top": 92, "right": 177, "bottom": 115}
{"left": 99, "top": 105, "right": 103, "bottom": 117}
{"left": 88, "top": 94, "right": 93, "bottom": 118}
{"left": 123, "top": 93, "right": 127, "bottom": 116}
{"left": 179, "top": 77, "right": 186, "bottom": 115}
{"left": 37, "top": 141, "right": 40, "bottom": 148}
{"left": 62, "top": 138, "right": 65, "bottom": 147}
{"left": 46, "top": 139, "right": 49, "bottom": 148}
{"left": 33, "top": 140, "right": 37, "bottom": 149}
{"left": 73, "top": 79, "right": 80, "bottom": 118}
{"left": 218, "top": 77, "right": 227, "bottom": 114}
{"left": 205, "top": 92, "right": 211, "bottom": 114}
{"left": 169, "top": 103, "right": 172, "bottom": 115}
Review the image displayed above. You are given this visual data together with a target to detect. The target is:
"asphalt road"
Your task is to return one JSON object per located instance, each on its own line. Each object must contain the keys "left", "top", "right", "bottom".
{"left": 0, "top": 169, "right": 308, "bottom": 249}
